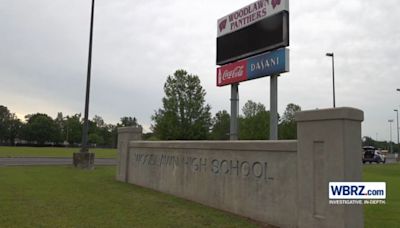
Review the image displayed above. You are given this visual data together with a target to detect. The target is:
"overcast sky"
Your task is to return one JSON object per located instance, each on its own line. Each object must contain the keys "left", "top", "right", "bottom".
{"left": 1, "top": 0, "right": 400, "bottom": 141}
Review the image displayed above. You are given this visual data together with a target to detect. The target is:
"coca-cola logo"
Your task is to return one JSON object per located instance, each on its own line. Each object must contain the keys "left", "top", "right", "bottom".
{"left": 222, "top": 66, "right": 244, "bottom": 80}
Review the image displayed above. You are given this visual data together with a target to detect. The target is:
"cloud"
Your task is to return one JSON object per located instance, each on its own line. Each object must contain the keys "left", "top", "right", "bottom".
{"left": 1, "top": 0, "right": 400, "bottom": 141}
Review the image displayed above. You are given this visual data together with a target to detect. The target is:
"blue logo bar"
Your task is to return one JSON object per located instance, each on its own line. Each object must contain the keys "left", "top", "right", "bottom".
{"left": 247, "top": 48, "right": 289, "bottom": 80}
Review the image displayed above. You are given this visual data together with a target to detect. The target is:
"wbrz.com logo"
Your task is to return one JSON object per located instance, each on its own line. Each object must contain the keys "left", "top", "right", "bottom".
{"left": 329, "top": 182, "right": 386, "bottom": 199}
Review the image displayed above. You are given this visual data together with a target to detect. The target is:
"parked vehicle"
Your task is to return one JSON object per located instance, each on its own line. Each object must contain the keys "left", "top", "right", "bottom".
{"left": 374, "top": 150, "right": 386, "bottom": 163}
{"left": 362, "top": 146, "right": 386, "bottom": 164}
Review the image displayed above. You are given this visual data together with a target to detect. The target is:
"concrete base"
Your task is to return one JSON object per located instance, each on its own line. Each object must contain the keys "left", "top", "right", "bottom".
{"left": 73, "top": 152, "right": 95, "bottom": 169}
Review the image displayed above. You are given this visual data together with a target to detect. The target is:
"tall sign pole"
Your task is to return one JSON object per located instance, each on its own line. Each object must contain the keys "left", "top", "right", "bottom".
{"left": 73, "top": 0, "right": 95, "bottom": 169}
{"left": 230, "top": 84, "right": 239, "bottom": 140}
{"left": 270, "top": 74, "right": 278, "bottom": 140}
{"left": 81, "top": 0, "right": 95, "bottom": 153}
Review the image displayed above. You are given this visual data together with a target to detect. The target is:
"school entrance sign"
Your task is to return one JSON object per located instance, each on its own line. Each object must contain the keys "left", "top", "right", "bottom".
{"left": 217, "top": 0, "right": 289, "bottom": 65}
{"left": 216, "top": 0, "right": 290, "bottom": 140}
{"left": 217, "top": 0, "right": 289, "bottom": 37}
{"left": 117, "top": 107, "right": 364, "bottom": 228}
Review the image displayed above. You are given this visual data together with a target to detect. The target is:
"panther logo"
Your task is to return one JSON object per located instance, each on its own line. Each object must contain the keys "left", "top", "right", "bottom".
{"left": 267, "top": 0, "right": 281, "bottom": 9}
{"left": 219, "top": 19, "right": 227, "bottom": 32}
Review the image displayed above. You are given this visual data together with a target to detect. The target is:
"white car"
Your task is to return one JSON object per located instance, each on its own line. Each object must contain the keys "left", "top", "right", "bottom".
{"left": 374, "top": 150, "right": 386, "bottom": 164}
{"left": 362, "top": 147, "right": 386, "bottom": 164}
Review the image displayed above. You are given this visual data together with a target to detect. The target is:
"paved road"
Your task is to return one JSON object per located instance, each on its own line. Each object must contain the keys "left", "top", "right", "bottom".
{"left": 0, "top": 157, "right": 116, "bottom": 166}
{"left": 362, "top": 157, "right": 397, "bottom": 165}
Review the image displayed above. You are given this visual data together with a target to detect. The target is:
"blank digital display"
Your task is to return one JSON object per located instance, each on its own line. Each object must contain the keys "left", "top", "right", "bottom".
{"left": 217, "top": 11, "right": 289, "bottom": 65}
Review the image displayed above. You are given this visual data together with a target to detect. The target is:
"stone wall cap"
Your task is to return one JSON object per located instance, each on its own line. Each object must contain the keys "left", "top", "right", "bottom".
{"left": 118, "top": 126, "right": 143, "bottom": 134}
{"left": 295, "top": 107, "right": 364, "bottom": 122}
{"left": 129, "top": 140, "right": 297, "bottom": 152}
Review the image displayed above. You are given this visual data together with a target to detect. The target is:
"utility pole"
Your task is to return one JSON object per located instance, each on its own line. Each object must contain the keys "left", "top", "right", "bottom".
{"left": 73, "top": 0, "right": 96, "bottom": 169}
{"left": 81, "top": 0, "right": 95, "bottom": 153}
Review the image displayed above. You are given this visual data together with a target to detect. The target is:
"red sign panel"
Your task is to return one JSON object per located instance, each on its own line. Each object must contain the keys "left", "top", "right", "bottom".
{"left": 216, "top": 60, "right": 247, "bottom": 86}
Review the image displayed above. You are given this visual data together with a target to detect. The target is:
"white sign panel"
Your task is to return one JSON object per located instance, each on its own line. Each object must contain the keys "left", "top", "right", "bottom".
{"left": 217, "top": 0, "right": 289, "bottom": 37}
{"left": 329, "top": 182, "right": 386, "bottom": 200}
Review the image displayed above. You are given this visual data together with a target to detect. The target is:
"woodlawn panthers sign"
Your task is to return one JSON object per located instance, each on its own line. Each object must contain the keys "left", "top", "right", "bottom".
{"left": 216, "top": 0, "right": 289, "bottom": 66}
{"left": 217, "top": 0, "right": 289, "bottom": 37}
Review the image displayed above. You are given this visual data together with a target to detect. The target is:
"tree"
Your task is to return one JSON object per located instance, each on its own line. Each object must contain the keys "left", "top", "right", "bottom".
{"left": 102, "top": 124, "right": 117, "bottom": 147}
{"left": 93, "top": 115, "right": 105, "bottom": 128}
{"left": 88, "top": 132, "right": 104, "bottom": 146}
{"left": 119, "top": 116, "right": 139, "bottom": 127}
{"left": 0, "top": 105, "right": 23, "bottom": 145}
{"left": 210, "top": 110, "right": 230, "bottom": 140}
{"left": 279, "top": 103, "right": 301, "bottom": 139}
{"left": 362, "top": 136, "right": 396, "bottom": 152}
{"left": 64, "top": 114, "right": 82, "bottom": 144}
{"left": 0, "top": 105, "right": 11, "bottom": 144}
{"left": 110, "top": 124, "right": 119, "bottom": 148}
{"left": 242, "top": 100, "right": 266, "bottom": 118}
{"left": 239, "top": 100, "right": 270, "bottom": 140}
{"left": 281, "top": 103, "right": 301, "bottom": 123}
{"left": 23, "top": 113, "right": 61, "bottom": 144}
{"left": 54, "top": 112, "right": 65, "bottom": 142}
{"left": 91, "top": 115, "right": 115, "bottom": 147}
{"left": 8, "top": 113, "right": 22, "bottom": 145}
{"left": 152, "top": 69, "right": 211, "bottom": 140}
{"left": 111, "top": 116, "right": 141, "bottom": 147}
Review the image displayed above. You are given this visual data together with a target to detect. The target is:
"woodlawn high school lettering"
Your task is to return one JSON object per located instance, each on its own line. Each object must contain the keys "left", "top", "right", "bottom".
{"left": 132, "top": 153, "right": 270, "bottom": 181}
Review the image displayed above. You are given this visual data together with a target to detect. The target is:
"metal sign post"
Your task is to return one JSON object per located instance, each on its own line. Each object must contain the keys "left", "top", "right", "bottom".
{"left": 270, "top": 75, "right": 278, "bottom": 140}
{"left": 230, "top": 84, "right": 239, "bottom": 140}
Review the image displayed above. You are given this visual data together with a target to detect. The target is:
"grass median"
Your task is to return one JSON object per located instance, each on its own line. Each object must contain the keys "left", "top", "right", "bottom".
{"left": 0, "top": 166, "right": 257, "bottom": 228}
{"left": 0, "top": 146, "right": 116, "bottom": 158}
{"left": 363, "top": 163, "right": 400, "bottom": 228}
{"left": 0, "top": 150, "right": 398, "bottom": 227}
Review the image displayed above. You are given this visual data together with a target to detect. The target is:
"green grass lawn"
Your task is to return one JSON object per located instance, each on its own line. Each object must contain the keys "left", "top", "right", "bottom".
{"left": 363, "top": 163, "right": 400, "bottom": 228}
{"left": 0, "top": 146, "right": 116, "bottom": 158}
{"left": 0, "top": 157, "right": 397, "bottom": 227}
{"left": 0, "top": 166, "right": 257, "bottom": 228}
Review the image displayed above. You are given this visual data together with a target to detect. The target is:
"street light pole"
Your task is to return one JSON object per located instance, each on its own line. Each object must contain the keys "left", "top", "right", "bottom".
{"left": 81, "top": 0, "right": 95, "bottom": 153}
{"left": 73, "top": 0, "right": 96, "bottom": 169}
{"left": 396, "top": 89, "right": 400, "bottom": 155}
{"left": 394, "top": 109, "right": 400, "bottom": 153}
{"left": 388, "top": 119, "right": 393, "bottom": 153}
{"left": 326, "top": 52, "right": 335, "bottom": 108}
